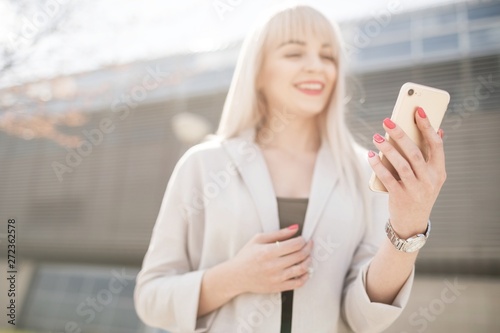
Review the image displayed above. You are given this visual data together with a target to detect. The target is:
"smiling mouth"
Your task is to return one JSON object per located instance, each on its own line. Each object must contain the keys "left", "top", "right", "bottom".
{"left": 294, "top": 82, "right": 324, "bottom": 95}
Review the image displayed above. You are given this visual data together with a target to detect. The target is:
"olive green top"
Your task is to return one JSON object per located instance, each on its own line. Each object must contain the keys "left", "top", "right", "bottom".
{"left": 276, "top": 197, "right": 309, "bottom": 234}
{"left": 276, "top": 196, "right": 309, "bottom": 333}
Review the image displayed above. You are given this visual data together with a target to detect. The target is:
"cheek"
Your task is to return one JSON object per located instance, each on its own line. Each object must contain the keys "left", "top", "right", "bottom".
{"left": 327, "top": 66, "right": 338, "bottom": 84}
{"left": 325, "top": 66, "right": 338, "bottom": 93}
{"left": 265, "top": 64, "right": 294, "bottom": 93}
{"left": 271, "top": 62, "right": 294, "bottom": 80}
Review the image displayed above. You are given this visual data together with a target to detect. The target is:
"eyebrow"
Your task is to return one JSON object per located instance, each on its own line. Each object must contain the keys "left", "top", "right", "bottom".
{"left": 277, "top": 40, "right": 332, "bottom": 49}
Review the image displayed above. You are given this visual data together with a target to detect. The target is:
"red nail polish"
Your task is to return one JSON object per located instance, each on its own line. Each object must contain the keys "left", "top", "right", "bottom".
{"left": 383, "top": 118, "right": 396, "bottom": 129}
{"left": 373, "top": 133, "right": 385, "bottom": 143}
{"left": 288, "top": 224, "right": 299, "bottom": 230}
{"left": 368, "top": 150, "right": 376, "bottom": 158}
{"left": 417, "top": 107, "right": 426, "bottom": 118}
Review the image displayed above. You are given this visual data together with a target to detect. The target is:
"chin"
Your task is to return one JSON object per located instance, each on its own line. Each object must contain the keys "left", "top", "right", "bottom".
{"left": 292, "top": 109, "right": 324, "bottom": 119}
{"left": 294, "top": 104, "right": 327, "bottom": 116}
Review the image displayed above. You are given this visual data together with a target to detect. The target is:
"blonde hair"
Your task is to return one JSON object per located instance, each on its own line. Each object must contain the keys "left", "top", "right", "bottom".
{"left": 214, "top": 4, "right": 372, "bottom": 228}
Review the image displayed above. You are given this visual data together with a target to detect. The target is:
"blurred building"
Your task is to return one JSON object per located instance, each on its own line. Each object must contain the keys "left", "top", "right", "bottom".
{"left": 0, "top": 1, "right": 499, "bottom": 332}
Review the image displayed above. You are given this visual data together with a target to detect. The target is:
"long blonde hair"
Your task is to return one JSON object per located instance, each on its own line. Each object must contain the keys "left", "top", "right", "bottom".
{"left": 214, "top": 4, "right": 372, "bottom": 228}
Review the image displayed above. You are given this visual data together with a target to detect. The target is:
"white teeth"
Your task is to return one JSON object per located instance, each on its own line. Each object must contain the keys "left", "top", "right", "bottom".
{"left": 296, "top": 83, "right": 323, "bottom": 91}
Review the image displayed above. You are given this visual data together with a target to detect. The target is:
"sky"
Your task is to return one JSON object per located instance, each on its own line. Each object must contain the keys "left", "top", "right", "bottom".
{"left": 0, "top": 0, "right": 458, "bottom": 89}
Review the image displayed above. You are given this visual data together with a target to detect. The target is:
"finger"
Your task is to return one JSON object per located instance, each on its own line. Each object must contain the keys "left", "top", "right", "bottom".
{"left": 274, "top": 236, "right": 308, "bottom": 257}
{"left": 415, "top": 107, "right": 445, "bottom": 170}
{"left": 255, "top": 224, "right": 300, "bottom": 244}
{"left": 382, "top": 118, "right": 427, "bottom": 179}
{"left": 438, "top": 128, "right": 444, "bottom": 139}
{"left": 367, "top": 150, "right": 401, "bottom": 192}
{"left": 368, "top": 150, "right": 401, "bottom": 192}
{"left": 280, "top": 271, "right": 310, "bottom": 291}
{"left": 372, "top": 133, "right": 417, "bottom": 185}
{"left": 278, "top": 239, "right": 312, "bottom": 268}
{"left": 282, "top": 257, "right": 312, "bottom": 281}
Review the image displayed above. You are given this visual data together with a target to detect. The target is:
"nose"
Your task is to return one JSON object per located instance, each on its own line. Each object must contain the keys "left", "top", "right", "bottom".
{"left": 303, "top": 53, "right": 323, "bottom": 72}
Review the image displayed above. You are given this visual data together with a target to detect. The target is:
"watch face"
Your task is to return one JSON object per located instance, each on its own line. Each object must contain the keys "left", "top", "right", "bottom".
{"left": 404, "top": 236, "right": 426, "bottom": 253}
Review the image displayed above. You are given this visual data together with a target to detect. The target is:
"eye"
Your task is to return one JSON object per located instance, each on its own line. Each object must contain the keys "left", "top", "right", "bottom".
{"left": 285, "top": 53, "right": 302, "bottom": 58}
{"left": 321, "top": 55, "right": 336, "bottom": 62}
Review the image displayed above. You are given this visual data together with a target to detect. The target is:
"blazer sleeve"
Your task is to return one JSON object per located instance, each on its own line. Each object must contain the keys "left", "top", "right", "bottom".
{"left": 134, "top": 147, "right": 214, "bottom": 332}
{"left": 340, "top": 149, "right": 415, "bottom": 333}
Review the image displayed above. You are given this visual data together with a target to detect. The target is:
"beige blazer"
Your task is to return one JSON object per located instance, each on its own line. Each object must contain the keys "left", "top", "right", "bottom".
{"left": 134, "top": 127, "right": 414, "bottom": 333}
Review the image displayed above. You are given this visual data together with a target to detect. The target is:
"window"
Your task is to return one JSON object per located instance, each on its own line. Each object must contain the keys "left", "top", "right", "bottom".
{"left": 469, "top": 27, "right": 500, "bottom": 51}
{"left": 358, "top": 41, "right": 412, "bottom": 62}
{"left": 381, "top": 17, "right": 411, "bottom": 34}
{"left": 422, "top": 34, "right": 459, "bottom": 54}
{"left": 421, "top": 10, "right": 457, "bottom": 30}
{"left": 467, "top": 2, "right": 500, "bottom": 21}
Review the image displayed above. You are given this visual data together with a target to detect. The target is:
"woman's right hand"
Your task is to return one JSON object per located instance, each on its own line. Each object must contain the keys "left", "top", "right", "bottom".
{"left": 230, "top": 224, "right": 314, "bottom": 295}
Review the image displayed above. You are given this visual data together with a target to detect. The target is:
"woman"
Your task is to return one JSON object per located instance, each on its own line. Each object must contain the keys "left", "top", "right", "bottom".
{"left": 134, "top": 4, "right": 446, "bottom": 333}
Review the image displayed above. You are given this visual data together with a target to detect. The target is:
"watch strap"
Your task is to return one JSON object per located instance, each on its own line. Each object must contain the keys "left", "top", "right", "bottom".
{"left": 385, "top": 219, "right": 431, "bottom": 253}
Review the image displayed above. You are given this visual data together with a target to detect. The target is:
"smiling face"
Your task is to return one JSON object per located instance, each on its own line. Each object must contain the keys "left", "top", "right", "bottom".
{"left": 257, "top": 34, "right": 338, "bottom": 119}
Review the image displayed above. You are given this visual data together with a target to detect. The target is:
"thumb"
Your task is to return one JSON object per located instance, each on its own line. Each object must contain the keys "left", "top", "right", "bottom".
{"left": 257, "top": 224, "right": 300, "bottom": 244}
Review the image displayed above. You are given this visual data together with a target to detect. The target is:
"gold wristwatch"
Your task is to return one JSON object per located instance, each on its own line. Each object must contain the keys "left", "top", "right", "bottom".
{"left": 385, "top": 219, "right": 431, "bottom": 253}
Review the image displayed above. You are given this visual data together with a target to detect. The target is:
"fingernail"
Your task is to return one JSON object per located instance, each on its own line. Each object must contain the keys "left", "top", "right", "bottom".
{"left": 368, "top": 150, "right": 376, "bottom": 158}
{"left": 373, "top": 133, "right": 385, "bottom": 143}
{"left": 288, "top": 224, "right": 299, "bottom": 230}
{"left": 383, "top": 118, "right": 396, "bottom": 129}
{"left": 439, "top": 129, "right": 444, "bottom": 138}
{"left": 417, "top": 107, "right": 426, "bottom": 118}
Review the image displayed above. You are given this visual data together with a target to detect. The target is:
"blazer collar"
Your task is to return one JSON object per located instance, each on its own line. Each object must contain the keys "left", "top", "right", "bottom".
{"left": 221, "top": 127, "right": 340, "bottom": 241}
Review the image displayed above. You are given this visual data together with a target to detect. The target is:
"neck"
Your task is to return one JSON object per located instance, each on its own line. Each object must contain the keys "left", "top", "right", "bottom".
{"left": 256, "top": 111, "right": 322, "bottom": 154}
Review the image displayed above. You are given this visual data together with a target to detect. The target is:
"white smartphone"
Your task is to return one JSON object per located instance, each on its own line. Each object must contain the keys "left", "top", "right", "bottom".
{"left": 369, "top": 82, "right": 450, "bottom": 193}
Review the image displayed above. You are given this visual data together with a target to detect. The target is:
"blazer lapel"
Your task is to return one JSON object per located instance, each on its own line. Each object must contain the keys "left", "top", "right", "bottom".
{"left": 220, "top": 127, "right": 340, "bottom": 240}
{"left": 221, "top": 127, "right": 279, "bottom": 233}
{"left": 301, "top": 138, "right": 340, "bottom": 241}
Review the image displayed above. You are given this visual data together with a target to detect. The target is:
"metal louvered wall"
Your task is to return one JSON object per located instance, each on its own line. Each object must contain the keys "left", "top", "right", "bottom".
{"left": 0, "top": 92, "right": 227, "bottom": 265}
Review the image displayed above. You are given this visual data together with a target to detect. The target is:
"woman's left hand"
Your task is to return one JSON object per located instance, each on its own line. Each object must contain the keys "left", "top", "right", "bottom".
{"left": 368, "top": 107, "right": 447, "bottom": 239}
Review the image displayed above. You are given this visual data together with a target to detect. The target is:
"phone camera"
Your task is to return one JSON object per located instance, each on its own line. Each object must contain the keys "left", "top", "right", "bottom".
{"left": 408, "top": 89, "right": 414, "bottom": 96}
